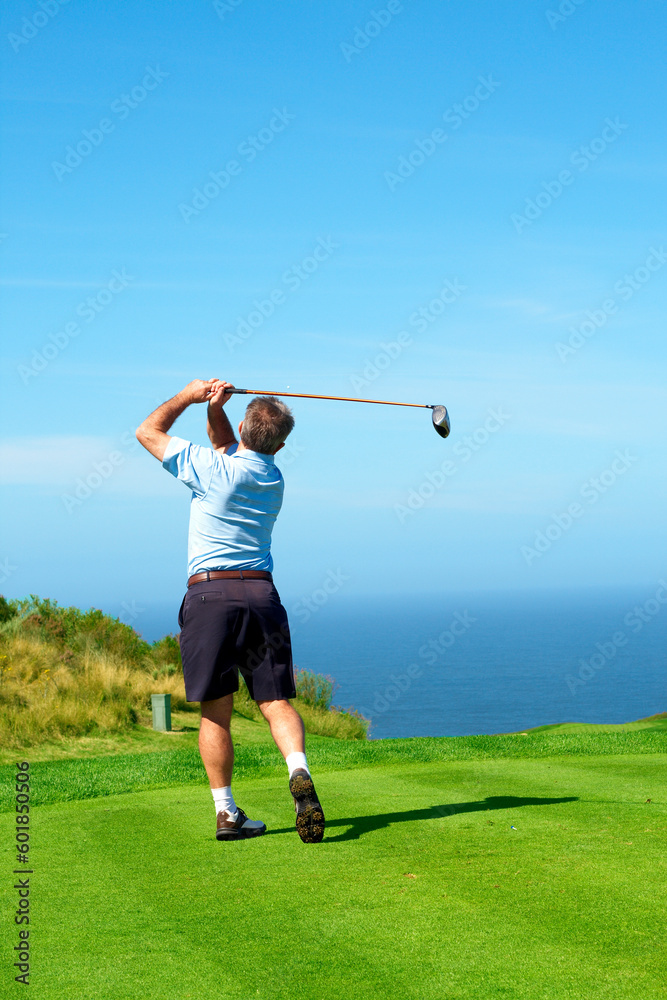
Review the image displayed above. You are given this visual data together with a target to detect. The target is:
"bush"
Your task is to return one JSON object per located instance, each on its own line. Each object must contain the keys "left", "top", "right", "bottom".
{"left": 150, "top": 634, "right": 181, "bottom": 665}
{"left": 148, "top": 634, "right": 182, "bottom": 680}
{"left": 10, "top": 596, "right": 150, "bottom": 664}
{"left": 0, "top": 596, "right": 16, "bottom": 624}
{"left": 295, "top": 669, "right": 335, "bottom": 710}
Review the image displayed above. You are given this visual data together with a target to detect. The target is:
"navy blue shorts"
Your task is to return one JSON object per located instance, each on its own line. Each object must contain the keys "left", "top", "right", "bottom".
{"left": 177, "top": 578, "right": 296, "bottom": 703}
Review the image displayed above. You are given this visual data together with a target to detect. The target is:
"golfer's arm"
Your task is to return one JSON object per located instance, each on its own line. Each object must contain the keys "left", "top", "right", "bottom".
{"left": 206, "top": 403, "right": 237, "bottom": 454}
{"left": 136, "top": 393, "right": 189, "bottom": 461}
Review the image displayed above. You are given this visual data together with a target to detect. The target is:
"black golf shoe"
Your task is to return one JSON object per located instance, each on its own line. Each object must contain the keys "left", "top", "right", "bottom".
{"left": 289, "top": 769, "right": 325, "bottom": 843}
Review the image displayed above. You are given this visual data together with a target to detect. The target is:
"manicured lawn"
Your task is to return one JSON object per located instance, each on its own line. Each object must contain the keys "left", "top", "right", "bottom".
{"left": 1, "top": 743, "right": 665, "bottom": 998}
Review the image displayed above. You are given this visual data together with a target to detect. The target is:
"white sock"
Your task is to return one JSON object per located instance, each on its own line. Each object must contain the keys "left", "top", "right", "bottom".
{"left": 285, "top": 752, "right": 310, "bottom": 779}
{"left": 211, "top": 786, "right": 236, "bottom": 816}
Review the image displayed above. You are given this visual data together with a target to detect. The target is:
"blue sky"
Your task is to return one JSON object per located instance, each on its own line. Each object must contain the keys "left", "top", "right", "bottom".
{"left": 1, "top": 0, "right": 666, "bottom": 627}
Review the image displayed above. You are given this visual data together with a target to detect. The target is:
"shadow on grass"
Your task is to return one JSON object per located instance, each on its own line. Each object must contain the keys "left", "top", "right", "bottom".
{"left": 265, "top": 795, "right": 578, "bottom": 842}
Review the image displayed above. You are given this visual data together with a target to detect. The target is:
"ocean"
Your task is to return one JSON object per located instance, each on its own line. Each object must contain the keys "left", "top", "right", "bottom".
{"left": 136, "top": 585, "right": 666, "bottom": 739}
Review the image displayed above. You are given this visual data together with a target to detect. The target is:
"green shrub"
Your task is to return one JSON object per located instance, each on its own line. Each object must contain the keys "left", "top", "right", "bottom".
{"left": 11, "top": 596, "right": 150, "bottom": 664}
{"left": 150, "top": 634, "right": 181, "bottom": 665}
{"left": 295, "top": 668, "right": 335, "bottom": 710}
{"left": 149, "top": 634, "right": 182, "bottom": 680}
{"left": 0, "top": 596, "right": 16, "bottom": 624}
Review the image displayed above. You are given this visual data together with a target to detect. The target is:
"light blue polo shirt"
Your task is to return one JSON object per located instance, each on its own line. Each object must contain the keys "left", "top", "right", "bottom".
{"left": 162, "top": 436, "right": 284, "bottom": 576}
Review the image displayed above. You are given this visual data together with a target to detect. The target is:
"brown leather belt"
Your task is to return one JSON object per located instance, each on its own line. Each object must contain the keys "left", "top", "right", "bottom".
{"left": 187, "top": 569, "right": 273, "bottom": 587}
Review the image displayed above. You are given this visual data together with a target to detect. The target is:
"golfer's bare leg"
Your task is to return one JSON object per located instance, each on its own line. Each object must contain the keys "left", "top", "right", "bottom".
{"left": 199, "top": 694, "right": 234, "bottom": 787}
{"left": 257, "top": 698, "right": 305, "bottom": 758}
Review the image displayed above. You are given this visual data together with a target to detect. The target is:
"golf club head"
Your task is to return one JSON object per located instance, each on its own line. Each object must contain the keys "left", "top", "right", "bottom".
{"left": 431, "top": 405, "right": 450, "bottom": 438}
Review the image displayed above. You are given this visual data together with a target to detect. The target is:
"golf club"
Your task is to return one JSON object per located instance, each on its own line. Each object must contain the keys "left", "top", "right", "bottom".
{"left": 227, "top": 388, "right": 451, "bottom": 438}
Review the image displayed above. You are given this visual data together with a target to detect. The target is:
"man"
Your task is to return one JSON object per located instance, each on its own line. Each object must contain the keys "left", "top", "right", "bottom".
{"left": 136, "top": 378, "right": 325, "bottom": 844}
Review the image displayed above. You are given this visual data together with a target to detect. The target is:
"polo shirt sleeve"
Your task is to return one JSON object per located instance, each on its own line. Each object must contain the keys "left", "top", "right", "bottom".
{"left": 162, "top": 436, "right": 219, "bottom": 497}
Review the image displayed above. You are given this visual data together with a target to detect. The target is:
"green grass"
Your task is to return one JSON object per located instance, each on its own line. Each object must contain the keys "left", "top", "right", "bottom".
{"left": 1, "top": 748, "right": 665, "bottom": 999}
{"left": 4, "top": 596, "right": 664, "bottom": 995}
{"left": 510, "top": 711, "right": 667, "bottom": 735}
{"left": 1, "top": 722, "right": 666, "bottom": 812}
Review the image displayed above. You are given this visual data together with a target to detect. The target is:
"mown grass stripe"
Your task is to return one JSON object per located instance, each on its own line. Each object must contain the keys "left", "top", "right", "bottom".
{"left": 3, "top": 728, "right": 666, "bottom": 812}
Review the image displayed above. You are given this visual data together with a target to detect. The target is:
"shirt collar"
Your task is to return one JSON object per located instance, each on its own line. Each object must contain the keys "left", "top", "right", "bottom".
{"left": 232, "top": 448, "right": 275, "bottom": 466}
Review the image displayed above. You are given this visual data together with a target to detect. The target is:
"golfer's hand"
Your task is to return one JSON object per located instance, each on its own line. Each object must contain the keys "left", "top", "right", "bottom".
{"left": 181, "top": 379, "right": 220, "bottom": 405}
{"left": 208, "top": 380, "right": 235, "bottom": 407}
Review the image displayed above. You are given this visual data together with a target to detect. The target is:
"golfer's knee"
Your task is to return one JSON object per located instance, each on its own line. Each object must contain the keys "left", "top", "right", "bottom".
{"left": 257, "top": 698, "right": 293, "bottom": 720}
{"left": 201, "top": 694, "right": 233, "bottom": 727}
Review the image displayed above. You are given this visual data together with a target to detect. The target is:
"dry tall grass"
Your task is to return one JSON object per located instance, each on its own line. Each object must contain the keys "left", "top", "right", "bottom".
{"left": 0, "top": 634, "right": 193, "bottom": 750}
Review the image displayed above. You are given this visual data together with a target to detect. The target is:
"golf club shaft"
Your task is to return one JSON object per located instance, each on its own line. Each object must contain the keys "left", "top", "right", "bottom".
{"left": 227, "top": 388, "right": 433, "bottom": 409}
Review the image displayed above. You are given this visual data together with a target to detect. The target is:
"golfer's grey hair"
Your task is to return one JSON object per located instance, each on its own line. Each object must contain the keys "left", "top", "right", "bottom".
{"left": 241, "top": 396, "right": 295, "bottom": 454}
